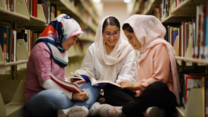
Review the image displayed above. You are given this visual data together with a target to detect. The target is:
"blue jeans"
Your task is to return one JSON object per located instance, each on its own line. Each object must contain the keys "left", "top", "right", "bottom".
{"left": 25, "top": 82, "right": 100, "bottom": 117}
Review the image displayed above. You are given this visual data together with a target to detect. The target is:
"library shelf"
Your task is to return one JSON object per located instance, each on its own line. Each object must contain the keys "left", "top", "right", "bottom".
{"left": 175, "top": 56, "right": 208, "bottom": 65}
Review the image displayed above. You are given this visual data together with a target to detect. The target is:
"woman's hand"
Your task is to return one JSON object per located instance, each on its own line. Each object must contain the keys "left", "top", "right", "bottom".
{"left": 72, "top": 89, "right": 89, "bottom": 101}
{"left": 117, "top": 80, "right": 140, "bottom": 90}
{"left": 73, "top": 80, "right": 86, "bottom": 85}
{"left": 135, "top": 90, "right": 140, "bottom": 98}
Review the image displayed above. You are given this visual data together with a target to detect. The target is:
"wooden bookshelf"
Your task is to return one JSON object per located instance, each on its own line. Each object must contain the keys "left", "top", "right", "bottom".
{"left": 176, "top": 56, "right": 208, "bottom": 64}
{"left": 80, "top": 0, "right": 99, "bottom": 25}
{"left": 0, "top": 39, "right": 28, "bottom": 67}
{"left": 0, "top": 60, "right": 28, "bottom": 67}
{"left": 161, "top": 0, "right": 207, "bottom": 23}
{"left": 142, "top": 0, "right": 161, "bottom": 15}
{"left": 161, "top": 15, "right": 192, "bottom": 23}
{"left": 22, "top": 4, "right": 46, "bottom": 27}
{"left": 51, "top": 0, "right": 97, "bottom": 32}
{"left": 0, "top": 0, "right": 30, "bottom": 22}
{"left": 171, "top": 0, "right": 207, "bottom": 16}
{"left": 0, "top": 80, "right": 25, "bottom": 117}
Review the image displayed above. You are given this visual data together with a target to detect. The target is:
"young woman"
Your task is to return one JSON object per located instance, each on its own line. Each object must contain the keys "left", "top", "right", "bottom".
{"left": 24, "top": 14, "right": 97, "bottom": 117}
{"left": 97, "top": 15, "right": 181, "bottom": 117}
{"left": 73, "top": 16, "right": 137, "bottom": 115}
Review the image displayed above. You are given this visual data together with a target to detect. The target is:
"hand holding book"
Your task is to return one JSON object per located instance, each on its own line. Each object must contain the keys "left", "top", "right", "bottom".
{"left": 73, "top": 89, "right": 89, "bottom": 101}
{"left": 70, "top": 72, "right": 120, "bottom": 89}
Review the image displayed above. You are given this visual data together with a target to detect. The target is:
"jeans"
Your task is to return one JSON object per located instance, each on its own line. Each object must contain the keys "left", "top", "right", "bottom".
{"left": 25, "top": 82, "right": 100, "bottom": 117}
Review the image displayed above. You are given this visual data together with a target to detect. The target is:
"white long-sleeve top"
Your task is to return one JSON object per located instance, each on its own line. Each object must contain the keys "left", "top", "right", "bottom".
{"left": 75, "top": 43, "right": 137, "bottom": 83}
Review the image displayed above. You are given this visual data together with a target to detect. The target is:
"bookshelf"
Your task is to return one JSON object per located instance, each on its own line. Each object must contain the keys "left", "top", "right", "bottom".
{"left": 132, "top": 0, "right": 208, "bottom": 117}
{"left": 80, "top": 0, "right": 99, "bottom": 25}
{"left": 0, "top": 0, "right": 98, "bottom": 117}
{"left": 0, "top": 0, "right": 30, "bottom": 21}
{"left": 142, "top": 0, "right": 161, "bottom": 15}
{"left": 0, "top": 39, "right": 28, "bottom": 67}
{"left": 161, "top": 0, "right": 207, "bottom": 23}
{"left": 50, "top": 0, "right": 97, "bottom": 32}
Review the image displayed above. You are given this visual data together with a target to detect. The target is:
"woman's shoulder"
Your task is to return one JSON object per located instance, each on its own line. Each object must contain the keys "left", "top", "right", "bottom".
{"left": 87, "top": 43, "right": 96, "bottom": 52}
{"left": 34, "top": 42, "right": 49, "bottom": 49}
{"left": 151, "top": 43, "right": 167, "bottom": 51}
{"left": 31, "top": 42, "right": 50, "bottom": 54}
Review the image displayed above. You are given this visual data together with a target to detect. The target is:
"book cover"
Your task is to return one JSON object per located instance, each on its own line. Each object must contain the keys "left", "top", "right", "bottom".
{"left": 173, "top": 28, "right": 179, "bottom": 45}
{"left": 3, "top": 26, "right": 8, "bottom": 62}
{"left": 11, "top": 29, "right": 14, "bottom": 62}
{"left": 49, "top": 73, "right": 83, "bottom": 93}
{"left": 13, "top": 30, "right": 16, "bottom": 62}
{"left": 192, "top": 18, "right": 196, "bottom": 58}
{"left": 204, "top": 2, "right": 208, "bottom": 60}
{"left": 8, "top": 28, "right": 11, "bottom": 62}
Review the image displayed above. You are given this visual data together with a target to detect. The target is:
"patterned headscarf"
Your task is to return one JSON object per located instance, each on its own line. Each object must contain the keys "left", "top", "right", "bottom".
{"left": 36, "top": 14, "right": 83, "bottom": 67}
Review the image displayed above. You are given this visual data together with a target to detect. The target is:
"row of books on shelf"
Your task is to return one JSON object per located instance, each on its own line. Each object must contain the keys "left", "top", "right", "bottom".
{"left": 0, "top": 26, "right": 40, "bottom": 62}
{"left": 1, "top": 0, "right": 96, "bottom": 28}
{"left": 25, "top": 0, "right": 58, "bottom": 23}
{"left": 0, "top": 24, "right": 95, "bottom": 63}
{"left": 178, "top": 66, "right": 208, "bottom": 116}
{"left": 38, "top": 0, "right": 58, "bottom": 24}
{"left": 160, "top": 0, "right": 186, "bottom": 19}
{"left": 3, "top": 0, "right": 16, "bottom": 12}
{"left": 164, "top": 3, "right": 208, "bottom": 60}
{"left": 150, "top": 0, "right": 187, "bottom": 21}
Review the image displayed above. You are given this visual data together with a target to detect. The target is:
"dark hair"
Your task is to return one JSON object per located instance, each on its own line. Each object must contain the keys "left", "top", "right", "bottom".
{"left": 122, "top": 23, "right": 134, "bottom": 33}
{"left": 102, "top": 16, "right": 120, "bottom": 33}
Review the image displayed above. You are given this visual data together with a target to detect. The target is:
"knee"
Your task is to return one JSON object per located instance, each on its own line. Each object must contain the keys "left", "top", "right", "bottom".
{"left": 43, "top": 89, "right": 70, "bottom": 109}
{"left": 104, "top": 85, "right": 119, "bottom": 95}
{"left": 147, "top": 81, "right": 168, "bottom": 92}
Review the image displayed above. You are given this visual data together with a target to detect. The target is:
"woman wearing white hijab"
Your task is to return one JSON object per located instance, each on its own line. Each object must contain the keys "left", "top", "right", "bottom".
{"left": 74, "top": 16, "right": 137, "bottom": 115}
{"left": 97, "top": 15, "right": 180, "bottom": 117}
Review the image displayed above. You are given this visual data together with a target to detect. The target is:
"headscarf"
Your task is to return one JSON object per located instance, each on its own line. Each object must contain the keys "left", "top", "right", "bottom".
{"left": 36, "top": 14, "right": 83, "bottom": 67}
{"left": 95, "top": 16, "right": 133, "bottom": 82}
{"left": 123, "top": 15, "right": 181, "bottom": 105}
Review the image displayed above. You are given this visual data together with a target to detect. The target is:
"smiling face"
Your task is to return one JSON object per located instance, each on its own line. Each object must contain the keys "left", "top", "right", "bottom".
{"left": 103, "top": 25, "right": 120, "bottom": 47}
{"left": 62, "top": 34, "right": 80, "bottom": 51}
{"left": 124, "top": 30, "right": 141, "bottom": 50}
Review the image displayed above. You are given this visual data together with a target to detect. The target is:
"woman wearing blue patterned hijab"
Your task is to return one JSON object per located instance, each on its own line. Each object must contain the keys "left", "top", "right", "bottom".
{"left": 24, "top": 14, "right": 92, "bottom": 117}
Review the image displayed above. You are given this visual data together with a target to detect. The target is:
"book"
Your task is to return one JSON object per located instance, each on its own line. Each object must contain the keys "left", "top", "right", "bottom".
{"left": 70, "top": 72, "right": 120, "bottom": 89}
{"left": 49, "top": 72, "right": 83, "bottom": 93}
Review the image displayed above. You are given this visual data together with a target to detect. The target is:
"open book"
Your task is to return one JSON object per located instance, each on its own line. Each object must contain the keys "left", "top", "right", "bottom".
{"left": 50, "top": 73, "right": 83, "bottom": 93}
{"left": 70, "top": 72, "right": 120, "bottom": 89}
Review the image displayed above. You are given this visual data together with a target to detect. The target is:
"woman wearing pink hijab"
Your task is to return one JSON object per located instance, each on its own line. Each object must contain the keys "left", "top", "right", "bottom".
{"left": 97, "top": 15, "right": 181, "bottom": 117}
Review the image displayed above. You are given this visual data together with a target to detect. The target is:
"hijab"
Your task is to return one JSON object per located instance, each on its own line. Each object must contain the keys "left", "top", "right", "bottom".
{"left": 36, "top": 14, "right": 83, "bottom": 67}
